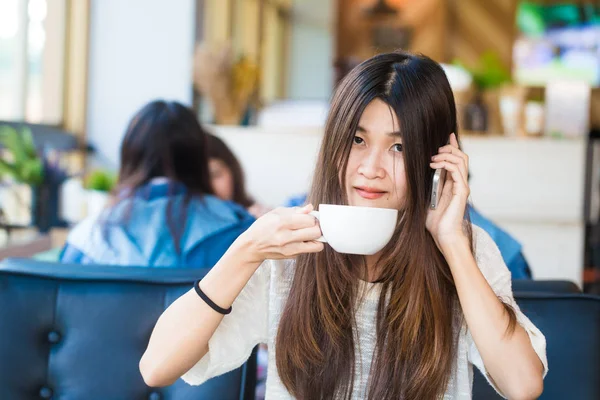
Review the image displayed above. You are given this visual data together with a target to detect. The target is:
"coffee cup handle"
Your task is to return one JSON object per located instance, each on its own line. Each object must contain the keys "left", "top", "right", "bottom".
{"left": 309, "top": 211, "right": 327, "bottom": 243}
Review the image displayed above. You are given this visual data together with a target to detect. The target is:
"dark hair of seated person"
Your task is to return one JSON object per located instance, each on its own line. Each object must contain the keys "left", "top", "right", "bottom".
{"left": 118, "top": 100, "right": 214, "bottom": 197}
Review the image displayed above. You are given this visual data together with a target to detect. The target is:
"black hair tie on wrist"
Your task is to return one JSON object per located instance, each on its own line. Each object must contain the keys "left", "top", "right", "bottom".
{"left": 194, "top": 279, "right": 232, "bottom": 315}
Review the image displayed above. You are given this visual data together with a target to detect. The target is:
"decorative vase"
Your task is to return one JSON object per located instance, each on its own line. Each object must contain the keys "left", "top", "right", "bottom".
{"left": 499, "top": 85, "right": 528, "bottom": 137}
{"left": 464, "top": 92, "right": 488, "bottom": 132}
{"left": 31, "top": 182, "right": 60, "bottom": 234}
{"left": 482, "top": 89, "right": 503, "bottom": 134}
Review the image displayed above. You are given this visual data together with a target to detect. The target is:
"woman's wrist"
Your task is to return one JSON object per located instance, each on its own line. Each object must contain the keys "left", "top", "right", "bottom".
{"left": 229, "top": 231, "right": 265, "bottom": 270}
{"left": 199, "top": 235, "right": 263, "bottom": 308}
{"left": 438, "top": 233, "right": 471, "bottom": 262}
{"left": 198, "top": 258, "right": 254, "bottom": 312}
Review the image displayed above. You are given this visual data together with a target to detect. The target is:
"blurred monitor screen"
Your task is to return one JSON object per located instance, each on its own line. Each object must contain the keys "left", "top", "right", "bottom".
{"left": 513, "top": 2, "right": 600, "bottom": 87}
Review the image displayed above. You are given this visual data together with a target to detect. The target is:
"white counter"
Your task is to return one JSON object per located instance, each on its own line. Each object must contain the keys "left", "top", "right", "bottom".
{"left": 463, "top": 135, "right": 585, "bottom": 286}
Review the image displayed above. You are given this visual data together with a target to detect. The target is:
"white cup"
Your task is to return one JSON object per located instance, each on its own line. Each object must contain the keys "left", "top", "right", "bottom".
{"left": 310, "top": 204, "right": 398, "bottom": 255}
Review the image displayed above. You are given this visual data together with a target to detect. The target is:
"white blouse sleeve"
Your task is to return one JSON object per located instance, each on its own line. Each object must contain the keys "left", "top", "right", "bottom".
{"left": 467, "top": 226, "right": 549, "bottom": 393}
{"left": 181, "top": 260, "right": 271, "bottom": 385}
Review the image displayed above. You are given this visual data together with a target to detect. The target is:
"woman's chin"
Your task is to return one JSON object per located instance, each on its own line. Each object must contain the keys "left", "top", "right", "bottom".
{"left": 348, "top": 198, "right": 397, "bottom": 209}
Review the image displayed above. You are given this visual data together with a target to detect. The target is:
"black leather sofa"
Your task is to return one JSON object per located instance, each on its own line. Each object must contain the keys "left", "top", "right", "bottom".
{"left": 0, "top": 259, "right": 256, "bottom": 400}
{"left": 1, "top": 258, "right": 597, "bottom": 400}
{"left": 473, "top": 292, "right": 600, "bottom": 400}
{"left": 513, "top": 279, "right": 581, "bottom": 294}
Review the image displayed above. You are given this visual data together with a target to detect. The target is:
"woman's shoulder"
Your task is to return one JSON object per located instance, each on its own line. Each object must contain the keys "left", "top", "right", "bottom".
{"left": 472, "top": 224, "right": 500, "bottom": 258}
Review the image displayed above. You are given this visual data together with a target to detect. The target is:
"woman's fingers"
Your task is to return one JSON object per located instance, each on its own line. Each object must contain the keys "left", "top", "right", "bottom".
{"left": 438, "top": 134, "right": 468, "bottom": 167}
{"left": 266, "top": 205, "right": 317, "bottom": 230}
{"left": 259, "top": 204, "right": 324, "bottom": 258}
{"left": 449, "top": 132, "right": 459, "bottom": 147}
{"left": 431, "top": 153, "right": 468, "bottom": 178}
{"left": 429, "top": 161, "right": 469, "bottom": 197}
{"left": 431, "top": 133, "right": 470, "bottom": 200}
{"left": 296, "top": 241, "right": 325, "bottom": 254}
{"left": 287, "top": 225, "right": 323, "bottom": 243}
{"left": 437, "top": 145, "right": 468, "bottom": 161}
{"left": 294, "top": 204, "right": 314, "bottom": 214}
{"left": 276, "top": 240, "right": 324, "bottom": 258}
{"left": 284, "top": 213, "right": 318, "bottom": 230}
{"left": 433, "top": 134, "right": 469, "bottom": 184}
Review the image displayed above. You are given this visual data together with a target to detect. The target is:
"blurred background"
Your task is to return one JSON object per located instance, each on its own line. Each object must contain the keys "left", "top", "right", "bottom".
{"left": 0, "top": 1, "right": 599, "bottom": 399}
{"left": 0, "top": 1, "right": 599, "bottom": 285}
{"left": 1, "top": 0, "right": 599, "bottom": 292}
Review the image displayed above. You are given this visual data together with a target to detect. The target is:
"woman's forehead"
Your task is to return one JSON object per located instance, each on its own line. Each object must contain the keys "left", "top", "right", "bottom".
{"left": 357, "top": 99, "right": 400, "bottom": 136}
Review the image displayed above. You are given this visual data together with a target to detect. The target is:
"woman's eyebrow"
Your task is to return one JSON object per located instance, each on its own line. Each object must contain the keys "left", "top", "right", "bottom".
{"left": 356, "top": 126, "right": 401, "bottom": 137}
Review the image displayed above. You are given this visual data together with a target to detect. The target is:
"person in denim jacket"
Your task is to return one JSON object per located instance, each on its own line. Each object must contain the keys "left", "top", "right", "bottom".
{"left": 60, "top": 100, "right": 254, "bottom": 267}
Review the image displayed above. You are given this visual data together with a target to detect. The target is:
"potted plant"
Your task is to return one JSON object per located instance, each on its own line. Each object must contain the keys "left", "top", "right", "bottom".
{"left": 0, "top": 125, "right": 67, "bottom": 232}
{"left": 83, "top": 169, "right": 116, "bottom": 217}
{"left": 0, "top": 125, "right": 44, "bottom": 185}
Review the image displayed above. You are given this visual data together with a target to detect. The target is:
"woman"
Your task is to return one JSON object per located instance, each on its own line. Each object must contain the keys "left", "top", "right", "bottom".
{"left": 140, "top": 52, "right": 546, "bottom": 399}
{"left": 206, "top": 133, "right": 271, "bottom": 218}
{"left": 60, "top": 100, "right": 254, "bottom": 267}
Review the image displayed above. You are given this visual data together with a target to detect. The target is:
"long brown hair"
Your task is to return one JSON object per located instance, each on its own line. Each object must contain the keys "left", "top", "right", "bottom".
{"left": 276, "top": 51, "right": 515, "bottom": 399}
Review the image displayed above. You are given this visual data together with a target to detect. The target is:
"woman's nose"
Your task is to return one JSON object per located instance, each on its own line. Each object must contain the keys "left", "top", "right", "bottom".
{"left": 358, "top": 149, "right": 385, "bottom": 179}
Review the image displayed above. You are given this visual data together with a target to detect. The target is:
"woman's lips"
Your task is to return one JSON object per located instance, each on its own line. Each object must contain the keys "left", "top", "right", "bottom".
{"left": 355, "top": 186, "right": 387, "bottom": 200}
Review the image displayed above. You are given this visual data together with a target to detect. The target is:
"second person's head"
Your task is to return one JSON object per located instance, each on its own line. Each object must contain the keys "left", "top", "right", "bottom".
{"left": 118, "top": 100, "right": 214, "bottom": 196}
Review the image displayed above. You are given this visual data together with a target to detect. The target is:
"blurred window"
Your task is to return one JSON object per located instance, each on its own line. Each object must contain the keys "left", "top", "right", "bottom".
{"left": 0, "top": 0, "right": 66, "bottom": 124}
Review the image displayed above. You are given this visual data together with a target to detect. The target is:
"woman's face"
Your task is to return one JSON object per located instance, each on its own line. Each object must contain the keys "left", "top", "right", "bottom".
{"left": 209, "top": 158, "right": 234, "bottom": 201}
{"left": 344, "top": 98, "right": 407, "bottom": 210}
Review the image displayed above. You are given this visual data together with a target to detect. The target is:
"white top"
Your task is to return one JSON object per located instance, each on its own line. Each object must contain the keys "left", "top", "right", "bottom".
{"left": 182, "top": 226, "right": 548, "bottom": 399}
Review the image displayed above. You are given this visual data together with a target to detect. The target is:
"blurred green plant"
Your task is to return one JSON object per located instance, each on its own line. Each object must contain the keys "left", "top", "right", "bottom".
{"left": 453, "top": 51, "right": 512, "bottom": 91}
{"left": 84, "top": 169, "right": 116, "bottom": 192}
{"left": 517, "top": 2, "right": 546, "bottom": 37}
{"left": 0, "top": 125, "right": 44, "bottom": 185}
{"left": 517, "top": 2, "right": 592, "bottom": 37}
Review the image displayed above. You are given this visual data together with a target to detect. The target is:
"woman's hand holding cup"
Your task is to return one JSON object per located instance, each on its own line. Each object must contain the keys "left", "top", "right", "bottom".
{"left": 237, "top": 204, "right": 324, "bottom": 264}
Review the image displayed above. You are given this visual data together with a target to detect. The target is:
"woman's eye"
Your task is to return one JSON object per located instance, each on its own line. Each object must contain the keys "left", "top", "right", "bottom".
{"left": 392, "top": 143, "right": 403, "bottom": 152}
{"left": 353, "top": 136, "right": 364, "bottom": 145}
